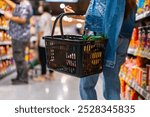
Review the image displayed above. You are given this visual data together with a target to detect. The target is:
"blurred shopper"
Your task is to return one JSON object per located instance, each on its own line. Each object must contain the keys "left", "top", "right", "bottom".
{"left": 4, "top": 0, "right": 33, "bottom": 84}
{"left": 64, "top": 0, "right": 137, "bottom": 100}
{"left": 34, "top": 4, "right": 53, "bottom": 82}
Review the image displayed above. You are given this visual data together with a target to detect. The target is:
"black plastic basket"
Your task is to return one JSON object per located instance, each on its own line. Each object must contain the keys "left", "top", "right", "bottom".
{"left": 44, "top": 13, "right": 107, "bottom": 77}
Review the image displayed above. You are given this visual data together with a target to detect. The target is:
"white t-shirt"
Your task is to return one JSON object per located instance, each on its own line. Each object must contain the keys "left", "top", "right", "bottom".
{"left": 39, "top": 12, "right": 52, "bottom": 47}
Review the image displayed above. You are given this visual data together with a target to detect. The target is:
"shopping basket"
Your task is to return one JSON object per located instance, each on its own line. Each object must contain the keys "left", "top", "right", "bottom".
{"left": 44, "top": 13, "right": 107, "bottom": 77}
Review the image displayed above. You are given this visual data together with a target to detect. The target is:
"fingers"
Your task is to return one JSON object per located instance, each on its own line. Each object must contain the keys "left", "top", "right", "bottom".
{"left": 64, "top": 5, "right": 75, "bottom": 13}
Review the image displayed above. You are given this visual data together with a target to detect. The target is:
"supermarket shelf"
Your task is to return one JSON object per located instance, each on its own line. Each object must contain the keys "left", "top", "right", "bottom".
{"left": 0, "top": 26, "right": 9, "bottom": 31}
{"left": 128, "top": 48, "right": 150, "bottom": 60}
{"left": 136, "top": 11, "right": 150, "bottom": 21}
{"left": 0, "top": 66, "right": 16, "bottom": 80}
{"left": 120, "top": 73, "right": 150, "bottom": 100}
{"left": 0, "top": 55, "right": 13, "bottom": 61}
{"left": 0, "top": 41, "right": 11, "bottom": 45}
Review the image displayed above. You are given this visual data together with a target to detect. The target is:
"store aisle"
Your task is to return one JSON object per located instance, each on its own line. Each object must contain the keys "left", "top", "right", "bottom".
{"left": 0, "top": 71, "right": 105, "bottom": 100}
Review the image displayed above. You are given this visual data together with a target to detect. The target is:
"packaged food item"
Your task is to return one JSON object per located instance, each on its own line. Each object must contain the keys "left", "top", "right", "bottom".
{"left": 82, "top": 35, "right": 105, "bottom": 41}
{"left": 137, "top": 0, "right": 145, "bottom": 14}
{"left": 141, "top": 27, "right": 146, "bottom": 51}
{"left": 130, "top": 89, "right": 138, "bottom": 100}
{"left": 130, "top": 28, "right": 139, "bottom": 49}
{"left": 144, "top": 0, "right": 150, "bottom": 11}
{"left": 141, "top": 68, "right": 147, "bottom": 89}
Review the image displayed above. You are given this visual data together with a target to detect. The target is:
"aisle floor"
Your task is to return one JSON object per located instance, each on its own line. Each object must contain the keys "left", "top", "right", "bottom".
{"left": 0, "top": 71, "right": 105, "bottom": 100}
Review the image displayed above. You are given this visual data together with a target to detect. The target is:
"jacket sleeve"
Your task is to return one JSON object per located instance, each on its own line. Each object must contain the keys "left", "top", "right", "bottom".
{"left": 103, "top": 0, "right": 126, "bottom": 68}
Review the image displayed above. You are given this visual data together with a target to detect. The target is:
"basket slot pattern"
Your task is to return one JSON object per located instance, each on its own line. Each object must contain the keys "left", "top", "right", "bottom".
{"left": 82, "top": 42, "right": 103, "bottom": 76}
{"left": 45, "top": 36, "right": 106, "bottom": 77}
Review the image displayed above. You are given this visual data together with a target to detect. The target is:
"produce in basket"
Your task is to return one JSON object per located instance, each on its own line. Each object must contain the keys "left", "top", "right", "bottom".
{"left": 82, "top": 35, "right": 106, "bottom": 41}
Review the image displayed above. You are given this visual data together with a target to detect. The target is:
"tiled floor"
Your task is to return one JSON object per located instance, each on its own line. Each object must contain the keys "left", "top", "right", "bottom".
{"left": 0, "top": 71, "right": 105, "bottom": 100}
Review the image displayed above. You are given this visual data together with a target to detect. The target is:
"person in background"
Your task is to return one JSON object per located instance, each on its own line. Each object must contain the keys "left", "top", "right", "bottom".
{"left": 34, "top": 4, "right": 53, "bottom": 82}
{"left": 64, "top": 0, "right": 137, "bottom": 100}
{"left": 3, "top": 0, "right": 33, "bottom": 85}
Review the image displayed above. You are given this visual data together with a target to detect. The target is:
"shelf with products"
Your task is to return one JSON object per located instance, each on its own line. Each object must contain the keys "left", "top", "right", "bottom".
{"left": 0, "top": 30, "right": 12, "bottom": 43}
{"left": 0, "top": 65, "right": 16, "bottom": 80}
{"left": 0, "top": 1, "right": 14, "bottom": 79}
{"left": 136, "top": 11, "right": 150, "bottom": 21}
{"left": 136, "top": 0, "right": 150, "bottom": 22}
{"left": 120, "top": 73, "right": 150, "bottom": 100}
{"left": 127, "top": 25, "right": 150, "bottom": 59}
{"left": 0, "top": 41, "right": 11, "bottom": 45}
{"left": 0, "top": 16, "right": 9, "bottom": 29}
{"left": 0, "top": 44, "right": 13, "bottom": 57}
{"left": 0, "top": 55, "right": 13, "bottom": 61}
{"left": 0, "top": 58, "right": 15, "bottom": 79}
{"left": 119, "top": 55, "right": 150, "bottom": 100}
{"left": 0, "top": 0, "right": 12, "bottom": 13}
{"left": 0, "top": 26, "right": 9, "bottom": 31}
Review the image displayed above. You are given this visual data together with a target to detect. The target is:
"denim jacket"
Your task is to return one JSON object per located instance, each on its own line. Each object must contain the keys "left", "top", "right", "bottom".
{"left": 85, "top": 0, "right": 136, "bottom": 68}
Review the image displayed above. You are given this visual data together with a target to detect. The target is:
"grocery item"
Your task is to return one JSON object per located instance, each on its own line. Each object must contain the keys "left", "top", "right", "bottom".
{"left": 137, "top": 0, "right": 150, "bottom": 14}
{"left": 144, "top": 0, "right": 150, "bottom": 11}
{"left": 137, "top": 0, "right": 145, "bottom": 14}
{"left": 82, "top": 35, "right": 105, "bottom": 41}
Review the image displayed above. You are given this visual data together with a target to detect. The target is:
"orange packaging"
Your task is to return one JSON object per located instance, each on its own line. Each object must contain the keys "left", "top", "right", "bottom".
{"left": 120, "top": 78, "right": 126, "bottom": 98}
{"left": 130, "top": 28, "right": 139, "bottom": 48}
{"left": 132, "top": 67, "right": 138, "bottom": 81}
{"left": 137, "top": 67, "right": 143, "bottom": 86}
{"left": 136, "top": 57, "right": 142, "bottom": 67}
{"left": 141, "top": 68, "right": 147, "bottom": 89}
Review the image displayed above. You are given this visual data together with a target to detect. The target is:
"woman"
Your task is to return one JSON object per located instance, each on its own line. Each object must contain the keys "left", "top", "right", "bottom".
{"left": 34, "top": 4, "right": 53, "bottom": 82}
{"left": 64, "top": 0, "right": 137, "bottom": 100}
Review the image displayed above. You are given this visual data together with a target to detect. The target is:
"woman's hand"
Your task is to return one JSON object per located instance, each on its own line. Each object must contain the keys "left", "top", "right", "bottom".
{"left": 64, "top": 5, "right": 75, "bottom": 13}
{"left": 63, "top": 5, "right": 85, "bottom": 20}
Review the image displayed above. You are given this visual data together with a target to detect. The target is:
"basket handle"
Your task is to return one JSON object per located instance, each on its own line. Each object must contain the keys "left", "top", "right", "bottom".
{"left": 51, "top": 13, "right": 80, "bottom": 39}
{"left": 51, "top": 13, "right": 64, "bottom": 37}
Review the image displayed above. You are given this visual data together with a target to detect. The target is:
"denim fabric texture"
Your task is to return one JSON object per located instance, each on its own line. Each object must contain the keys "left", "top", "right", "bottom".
{"left": 104, "top": 0, "right": 126, "bottom": 68}
{"left": 85, "top": 0, "right": 106, "bottom": 34}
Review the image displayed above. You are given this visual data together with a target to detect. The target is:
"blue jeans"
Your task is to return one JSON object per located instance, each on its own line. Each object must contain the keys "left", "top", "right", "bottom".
{"left": 80, "top": 38, "right": 130, "bottom": 100}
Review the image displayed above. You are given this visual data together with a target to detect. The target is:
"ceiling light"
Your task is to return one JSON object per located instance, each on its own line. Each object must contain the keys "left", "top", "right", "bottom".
{"left": 76, "top": 23, "right": 82, "bottom": 28}
{"left": 63, "top": 16, "right": 68, "bottom": 21}
{"left": 51, "top": 16, "right": 56, "bottom": 21}
{"left": 60, "top": 3, "right": 65, "bottom": 9}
